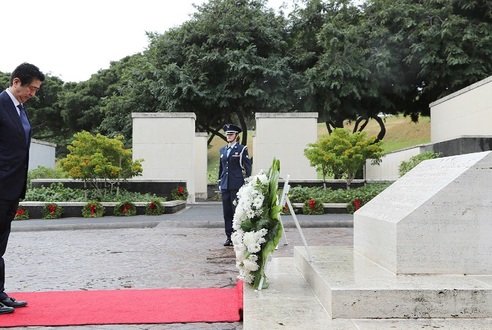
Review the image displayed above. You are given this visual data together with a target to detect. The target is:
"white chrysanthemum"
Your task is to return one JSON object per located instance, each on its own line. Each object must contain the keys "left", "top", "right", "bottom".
{"left": 241, "top": 184, "right": 255, "bottom": 197}
{"left": 232, "top": 219, "right": 241, "bottom": 231}
{"left": 233, "top": 205, "right": 248, "bottom": 223}
{"left": 235, "top": 250, "right": 246, "bottom": 262}
{"left": 242, "top": 231, "right": 257, "bottom": 247}
{"left": 245, "top": 209, "right": 255, "bottom": 219}
{"left": 239, "top": 270, "right": 255, "bottom": 284}
{"left": 257, "top": 228, "right": 268, "bottom": 238}
{"left": 243, "top": 258, "right": 260, "bottom": 272}
{"left": 247, "top": 243, "right": 261, "bottom": 254}
{"left": 252, "top": 195, "right": 264, "bottom": 209}
{"left": 256, "top": 173, "right": 269, "bottom": 185}
{"left": 231, "top": 230, "right": 243, "bottom": 246}
{"left": 243, "top": 230, "right": 267, "bottom": 253}
{"left": 248, "top": 253, "right": 258, "bottom": 264}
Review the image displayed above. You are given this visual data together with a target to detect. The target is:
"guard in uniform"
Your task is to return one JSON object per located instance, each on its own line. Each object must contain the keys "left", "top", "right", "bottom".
{"left": 218, "top": 124, "right": 252, "bottom": 246}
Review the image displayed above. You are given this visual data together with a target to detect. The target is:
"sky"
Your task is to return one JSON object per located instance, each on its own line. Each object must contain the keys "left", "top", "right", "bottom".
{"left": 1, "top": 0, "right": 291, "bottom": 83}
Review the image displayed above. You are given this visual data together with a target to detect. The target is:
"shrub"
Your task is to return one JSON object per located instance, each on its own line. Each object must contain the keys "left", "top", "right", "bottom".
{"left": 285, "top": 183, "right": 390, "bottom": 214}
{"left": 399, "top": 151, "right": 441, "bottom": 177}
{"left": 113, "top": 201, "right": 136, "bottom": 216}
{"left": 43, "top": 203, "right": 63, "bottom": 219}
{"left": 304, "top": 128, "right": 384, "bottom": 188}
{"left": 345, "top": 183, "right": 390, "bottom": 213}
{"left": 145, "top": 200, "right": 164, "bottom": 216}
{"left": 82, "top": 201, "right": 105, "bottom": 218}
{"left": 25, "top": 184, "right": 166, "bottom": 203}
{"left": 25, "top": 183, "right": 86, "bottom": 202}
{"left": 59, "top": 132, "right": 143, "bottom": 198}
{"left": 287, "top": 186, "right": 324, "bottom": 203}
{"left": 28, "top": 166, "right": 68, "bottom": 187}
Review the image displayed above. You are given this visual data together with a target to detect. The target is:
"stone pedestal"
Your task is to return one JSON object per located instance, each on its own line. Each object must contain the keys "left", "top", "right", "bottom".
{"left": 295, "top": 151, "right": 492, "bottom": 319}
{"left": 295, "top": 246, "right": 492, "bottom": 319}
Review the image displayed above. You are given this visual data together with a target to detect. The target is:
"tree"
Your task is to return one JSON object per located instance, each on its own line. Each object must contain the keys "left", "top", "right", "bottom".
{"left": 28, "top": 76, "right": 65, "bottom": 140}
{"left": 59, "top": 131, "right": 143, "bottom": 198}
{"left": 57, "top": 66, "right": 124, "bottom": 135}
{"left": 360, "top": 0, "right": 492, "bottom": 120}
{"left": 304, "top": 128, "right": 384, "bottom": 188}
{"left": 0, "top": 72, "right": 9, "bottom": 89}
{"left": 145, "top": 0, "right": 294, "bottom": 145}
{"left": 98, "top": 54, "right": 160, "bottom": 145}
{"left": 292, "top": 0, "right": 492, "bottom": 138}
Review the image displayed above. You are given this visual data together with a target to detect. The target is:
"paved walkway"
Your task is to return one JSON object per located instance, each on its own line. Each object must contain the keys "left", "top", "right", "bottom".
{"left": 5, "top": 203, "right": 354, "bottom": 330}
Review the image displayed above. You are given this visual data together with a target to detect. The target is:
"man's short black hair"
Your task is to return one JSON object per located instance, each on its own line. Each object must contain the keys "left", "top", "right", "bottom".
{"left": 10, "top": 63, "right": 45, "bottom": 86}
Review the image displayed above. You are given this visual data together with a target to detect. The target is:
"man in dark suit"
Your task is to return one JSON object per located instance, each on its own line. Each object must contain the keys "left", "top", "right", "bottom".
{"left": 0, "top": 63, "right": 45, "bottom": 315}
{"left": 219, "top": 124, "right": 252, "bottom": 246}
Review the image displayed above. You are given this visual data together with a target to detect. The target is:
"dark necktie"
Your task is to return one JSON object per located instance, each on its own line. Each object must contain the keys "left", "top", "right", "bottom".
{"left": 227, "top": 146, "right": 231, "bottom": 157}
{"left": 17, "top": 104, "right": 31, "bottom": 144}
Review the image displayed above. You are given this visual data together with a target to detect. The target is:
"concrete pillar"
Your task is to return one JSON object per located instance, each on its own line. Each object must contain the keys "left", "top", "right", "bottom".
{"left": 194, "top": 132, "right": 208, "bottom": 200}
{"left": 254, "top": 113, "right": 318, "bottom": 180}
{"left": 132, "top": 113, "right": 196, "bottom": 202}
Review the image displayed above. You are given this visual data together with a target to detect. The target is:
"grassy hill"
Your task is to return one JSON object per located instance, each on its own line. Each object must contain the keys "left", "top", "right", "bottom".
{"left": 342, "top": 115, "right": 431, "bottom": 153}
{"left": 207, "top": 115, "right": 431, "bottom": 181}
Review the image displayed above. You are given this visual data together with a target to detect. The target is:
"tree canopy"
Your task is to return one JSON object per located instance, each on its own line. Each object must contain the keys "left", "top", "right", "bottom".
{"left": 1, "top": 0, "right": 489, "bottom": 155}
{"left": 144, "top": 0, "right": 294, "bottom": 144}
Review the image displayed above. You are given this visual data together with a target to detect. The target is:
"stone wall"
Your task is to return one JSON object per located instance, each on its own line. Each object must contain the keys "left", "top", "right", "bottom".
{"left": 431, "top": 75, "right": 492, "bottom": 143}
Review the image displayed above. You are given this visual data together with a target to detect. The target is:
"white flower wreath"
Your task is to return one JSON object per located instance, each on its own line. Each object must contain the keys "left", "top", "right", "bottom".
{"left": 232, "top": 158, "right": 283, "bottom": 290}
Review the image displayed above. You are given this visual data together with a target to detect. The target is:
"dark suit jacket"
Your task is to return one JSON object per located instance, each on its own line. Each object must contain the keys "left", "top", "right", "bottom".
{"left": 0, "top": 90, "right": 31, "bottom": 200}
{"left": 219, "top": 143, "right": 252, "bottom": 190}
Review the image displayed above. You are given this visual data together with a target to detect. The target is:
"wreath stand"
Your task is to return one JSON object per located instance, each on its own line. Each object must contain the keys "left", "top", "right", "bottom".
{"left": 257, "top": 175, "right": 313, "bottom": 291}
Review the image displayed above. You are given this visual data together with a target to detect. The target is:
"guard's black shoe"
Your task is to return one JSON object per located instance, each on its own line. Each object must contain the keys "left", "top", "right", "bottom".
{"left": 1, "top": 297, "right": 27, "bottom": 308}
{"left": 0, "top": 302, "right": 14, "bottom": 314}
{"left": 223, "top": 238, "right": 233, "bottom": 246}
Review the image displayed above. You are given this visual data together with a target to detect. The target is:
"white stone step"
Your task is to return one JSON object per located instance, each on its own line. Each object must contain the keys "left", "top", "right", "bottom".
{"left": 242, "top": 257, "right": 355, "bottom": 329}
{"left": 294, "top": 246, "right": 492, "bottom": 319}
{"left": 243, "top": 253, "right": 492, "bottom": 329}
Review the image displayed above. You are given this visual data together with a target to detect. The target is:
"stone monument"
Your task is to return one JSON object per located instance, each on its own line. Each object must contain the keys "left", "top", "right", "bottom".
{"left": 295, "top": 151, "right": 492, "bottom": 319}
{"left": 355, "top": 151, "right": 492, "bottom": 275}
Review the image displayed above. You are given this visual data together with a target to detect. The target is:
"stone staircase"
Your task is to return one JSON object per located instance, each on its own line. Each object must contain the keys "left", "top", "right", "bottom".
{"left": 242, "top": 246, "right": 492, "bottom": 329}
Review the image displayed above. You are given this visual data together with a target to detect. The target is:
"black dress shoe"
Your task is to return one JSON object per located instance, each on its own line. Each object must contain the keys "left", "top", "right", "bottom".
{"left": 0, "top": 302, "right": 14, "bottom": 314}
{"left": 1, "top": 297, "right": 27, "bottom": 308}
{"left": 223, "top": 238, "right": 233, "bottom": 246}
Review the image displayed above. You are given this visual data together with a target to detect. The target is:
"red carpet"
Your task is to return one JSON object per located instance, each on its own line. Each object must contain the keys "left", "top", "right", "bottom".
{"left": 1, "top": 282, "right": 243, "bottom": 327}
